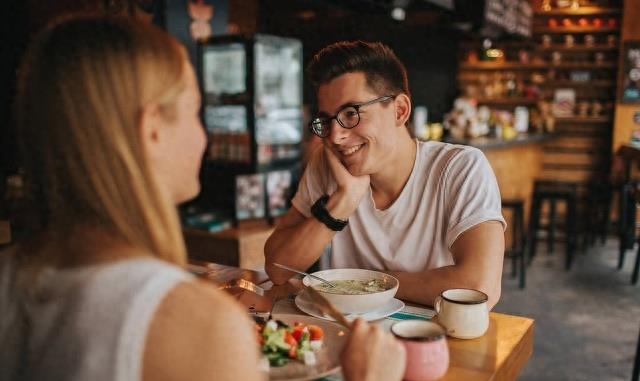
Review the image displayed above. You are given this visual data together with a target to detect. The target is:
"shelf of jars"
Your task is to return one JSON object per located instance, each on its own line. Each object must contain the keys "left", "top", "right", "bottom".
{"left": 534, "top": 44, "right": 617, "bottom": 52}
{"left": 534, "top": 26, "right": 618, "bottom": 34}
{"left": 475, "top": 97, "right": 540, "bottom": 105}
{"left": 540, "top": 80, "right": 614, "bottom": 87}
{"left": 533, "top": 7, "right": 620, "bottom": 16}
{"left": 460, "top": 61, "right": 617, "bottom": 70}
{"left": 554, "top": 116, "right": 612, "bottom": 123}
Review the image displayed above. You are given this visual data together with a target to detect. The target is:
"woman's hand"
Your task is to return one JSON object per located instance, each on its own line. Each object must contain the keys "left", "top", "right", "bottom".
{"left": 340, "top": 319, "right": 406, "bottom": 381}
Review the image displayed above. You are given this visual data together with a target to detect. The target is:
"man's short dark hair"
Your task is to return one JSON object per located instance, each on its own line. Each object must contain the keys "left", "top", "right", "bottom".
{"left": 306, "top": 40, "right": 410, "bottom": 98}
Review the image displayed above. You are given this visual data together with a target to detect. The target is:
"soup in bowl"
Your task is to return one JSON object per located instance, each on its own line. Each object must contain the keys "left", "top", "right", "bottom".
{"left": 302, "top": 269, "right": 399, "bottom": 314}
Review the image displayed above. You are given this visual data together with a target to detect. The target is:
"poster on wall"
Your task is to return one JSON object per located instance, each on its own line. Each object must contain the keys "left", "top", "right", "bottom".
{"left": 621, "top": 41, "right": 640, "bottom": 103}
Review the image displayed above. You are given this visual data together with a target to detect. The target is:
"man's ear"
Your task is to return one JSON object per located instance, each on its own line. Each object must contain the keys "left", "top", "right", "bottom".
{"left": 394, "top": 93, "right": 411, "bottom": 127}
{"left": 139, "top": 104, "right": 163, "bottom": 160}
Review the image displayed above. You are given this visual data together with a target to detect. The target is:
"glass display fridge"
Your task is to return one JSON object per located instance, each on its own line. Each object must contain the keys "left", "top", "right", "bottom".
{"left": 195, "top": 34, "right": 303, "bottom": 223}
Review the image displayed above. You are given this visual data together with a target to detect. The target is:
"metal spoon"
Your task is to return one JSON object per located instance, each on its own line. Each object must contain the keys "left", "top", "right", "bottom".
{"left": 272, "top": 262, "right": 336, "bottom": 288}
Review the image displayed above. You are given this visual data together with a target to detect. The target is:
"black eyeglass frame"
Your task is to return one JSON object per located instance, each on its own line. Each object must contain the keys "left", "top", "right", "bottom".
{"left": 309, "top": 95, "right": 396, "bottom": 138}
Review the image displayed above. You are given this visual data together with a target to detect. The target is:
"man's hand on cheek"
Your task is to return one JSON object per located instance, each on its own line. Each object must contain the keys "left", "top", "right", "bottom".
{"left": 323, "top": 146, "right": 370, "bottom": 219}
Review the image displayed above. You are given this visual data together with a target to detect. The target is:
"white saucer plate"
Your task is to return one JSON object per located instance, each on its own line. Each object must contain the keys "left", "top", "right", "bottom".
{"left": 295, "top": 290, "right": 405, "bottom": 322}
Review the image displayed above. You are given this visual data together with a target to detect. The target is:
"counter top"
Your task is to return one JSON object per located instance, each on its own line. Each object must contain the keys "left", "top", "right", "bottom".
{"left": 444, "top": 133, "right": 554, "bottom": 151}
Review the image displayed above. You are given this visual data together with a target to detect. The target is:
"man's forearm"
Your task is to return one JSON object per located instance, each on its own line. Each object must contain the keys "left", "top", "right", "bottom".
{"left": 264, "top": 217, "right": 337, "bottom": 284}
{"left": 388, "top": 265, "right": 501, "bottom": 310}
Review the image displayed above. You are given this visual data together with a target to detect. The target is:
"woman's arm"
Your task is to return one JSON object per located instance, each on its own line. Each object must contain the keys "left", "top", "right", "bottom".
{"left": 142, "top": 280, "right": 265, "bottom": 381}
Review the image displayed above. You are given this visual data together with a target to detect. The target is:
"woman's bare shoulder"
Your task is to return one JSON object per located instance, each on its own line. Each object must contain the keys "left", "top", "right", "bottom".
{"left": 142, "top": 279, "right": 264, "bottom": 381}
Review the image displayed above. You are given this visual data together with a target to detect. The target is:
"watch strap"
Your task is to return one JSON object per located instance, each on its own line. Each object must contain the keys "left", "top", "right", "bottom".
{"left": 311, "top": 195, "right": 348, "bottom": 231}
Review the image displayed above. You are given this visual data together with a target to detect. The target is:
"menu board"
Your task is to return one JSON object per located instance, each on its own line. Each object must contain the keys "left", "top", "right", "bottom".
{"left": 621, "top": 41, "right": 640, "bottom": 103}
{"left": 484, "top": 0, "right": 532, "bottom": 37}
{"left": 202, "top": 43, "right": 246, "bottom": 96}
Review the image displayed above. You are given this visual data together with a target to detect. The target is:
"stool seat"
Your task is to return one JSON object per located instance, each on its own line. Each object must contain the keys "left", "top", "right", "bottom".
{"left": 502, "top": 198, "right": 526, "bottom": 288}
{"left": 527, "top": 179, "right": 579, "bottom": 270}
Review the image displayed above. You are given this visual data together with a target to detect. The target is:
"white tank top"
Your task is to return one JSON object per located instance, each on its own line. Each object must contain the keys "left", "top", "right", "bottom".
{"left": 0, "top": 255, "right": 193, "bottom": 381}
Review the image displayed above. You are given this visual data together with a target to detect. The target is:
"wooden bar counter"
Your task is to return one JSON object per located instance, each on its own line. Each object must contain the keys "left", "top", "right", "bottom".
{"left": 448, "top": 133, "right": 551, "bottom": 212}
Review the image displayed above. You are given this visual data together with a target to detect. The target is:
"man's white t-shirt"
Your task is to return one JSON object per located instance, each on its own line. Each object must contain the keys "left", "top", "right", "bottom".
{"left": 291, "top": 139, "right": 506, "bottom": 272}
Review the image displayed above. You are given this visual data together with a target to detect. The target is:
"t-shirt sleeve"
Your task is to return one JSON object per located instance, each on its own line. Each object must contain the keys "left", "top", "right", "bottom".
{"left": 443, "top": 147, "right": 507, "bottom": 249}
{"left": 291, "top": 148, "right": 335, "bottom": 218}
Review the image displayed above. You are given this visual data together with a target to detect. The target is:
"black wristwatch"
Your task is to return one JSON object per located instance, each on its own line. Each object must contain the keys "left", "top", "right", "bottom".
{"left": 311, "top": 195, "right": 349, "bottom": 231}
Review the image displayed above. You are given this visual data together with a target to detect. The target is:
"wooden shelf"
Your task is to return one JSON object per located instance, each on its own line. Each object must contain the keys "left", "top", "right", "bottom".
{"left": 533, "top": 27, "right": 619, "bottom": 34}
{"left": 534, "top": 45, "right": 618, "bottom": 52}
{"left": 475, "top": 97, "right": 539, "bottom": 105}
{"left": 554, "top": 116, "right": 612, "bottom": 123}
{"left": 460, "top": 62, "right": 617, "bottom": 70}
{"left": 534, "top": 7, "right": 621, "bottom": 16}
{"left": 540, "top": 80, "right": 615, "bottom": 87}
{"left": 547, "top": 62, "right": 617, "bottom": 69}
{"left": 460, "top": 62, "right": 548, "bottom": 70}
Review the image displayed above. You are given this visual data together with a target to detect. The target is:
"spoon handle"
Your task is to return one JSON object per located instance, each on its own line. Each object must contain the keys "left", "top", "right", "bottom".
{"left": 271, "top": 262, "right": 335, "bottom": 288}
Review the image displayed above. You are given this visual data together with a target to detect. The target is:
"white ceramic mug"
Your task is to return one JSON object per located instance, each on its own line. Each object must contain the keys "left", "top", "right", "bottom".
{"left": 434, "top": 288, "right": 489, "bottom": 339}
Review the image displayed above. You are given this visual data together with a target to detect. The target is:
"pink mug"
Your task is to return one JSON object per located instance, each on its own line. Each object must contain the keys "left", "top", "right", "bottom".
{"left": 391, "top": 320, "right": 449, "bottom": 381}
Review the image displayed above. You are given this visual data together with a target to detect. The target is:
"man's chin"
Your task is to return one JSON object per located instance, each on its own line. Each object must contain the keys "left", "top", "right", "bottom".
{"left": 345, "top": 163, "right": 366, "bottom": 177}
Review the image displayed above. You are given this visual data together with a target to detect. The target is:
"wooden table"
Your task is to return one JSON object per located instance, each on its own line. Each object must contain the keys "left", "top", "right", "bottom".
{"left": 189, "top": 261, "right": 534, "bottom": 381}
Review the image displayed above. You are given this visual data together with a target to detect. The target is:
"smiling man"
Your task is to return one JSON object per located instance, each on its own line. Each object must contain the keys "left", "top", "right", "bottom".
{"left": 264, "top": 41, "right": 506, "bottom": 309}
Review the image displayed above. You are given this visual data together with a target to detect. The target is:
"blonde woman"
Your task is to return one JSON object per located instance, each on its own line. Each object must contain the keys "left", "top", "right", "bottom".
{"left": 0, "top": 15, "right": 405, "bottom": 381}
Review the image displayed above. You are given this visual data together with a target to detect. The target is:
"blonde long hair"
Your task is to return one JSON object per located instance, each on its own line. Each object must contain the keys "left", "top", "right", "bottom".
{"left": 15, "top": 15, "right": 188, "bottom": 266}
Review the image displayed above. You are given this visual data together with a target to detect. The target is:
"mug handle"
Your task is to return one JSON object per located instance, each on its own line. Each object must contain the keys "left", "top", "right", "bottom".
{"left": 434, "top": 295, "right": 443, "bottom": 314}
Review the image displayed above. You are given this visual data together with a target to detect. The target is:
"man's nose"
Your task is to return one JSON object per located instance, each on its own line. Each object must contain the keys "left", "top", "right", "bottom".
{"left": 328, "top": 119, "right": 349, "bottom": 143}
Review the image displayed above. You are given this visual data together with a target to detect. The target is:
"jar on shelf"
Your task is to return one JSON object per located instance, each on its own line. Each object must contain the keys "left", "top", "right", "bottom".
{"left": 542, "top": 34, "right": 552, "bottom": 47}
{"left": 584, "top": 34, "right": 595, "bottom": 47}
{"left": 594, "top": 52, "right": 605, "bottom": 65}
{"left": 591, "top": 101, "right": 603, "bottom": 117}
{"left": 467, "top": 50, "right": 478, "bottom": 64}
{"left": 541, "top": 0, "right": 551, "bottom": 11}
{"left": 578, "top": 18, "right": 589, "bottom": 28}
{"left": 564, "top": 35, "right": 575, "bottom": 47}
{"left": 551, "top": 51, "right": 562, "bottom": 65}
{"left": 607, "top": 34, "right": 618, "bottom": 47}
{"left": 518, "top": 49, "right": 530, "bottom": 64}
{"left": 577, "top": 101, "right": 590, "bottom": 117}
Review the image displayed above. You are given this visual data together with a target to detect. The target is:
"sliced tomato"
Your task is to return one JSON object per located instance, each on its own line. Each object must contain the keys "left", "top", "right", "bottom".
{"left": 288, "top": 344, "right": 298, "bottom": 359}
{"left": 308, "top": 325, "right": 324, "bottom": 340}
{"left": 284, "top": 331, "right": 298, "bottom": 347}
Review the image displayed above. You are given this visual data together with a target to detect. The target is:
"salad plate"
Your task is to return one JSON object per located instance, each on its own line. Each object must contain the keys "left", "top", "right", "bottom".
{"left": 295, "top": 289, "right": 405, "bottom": 322}
{"left": 264, "top": 313, "right": 348, "bottom": 381}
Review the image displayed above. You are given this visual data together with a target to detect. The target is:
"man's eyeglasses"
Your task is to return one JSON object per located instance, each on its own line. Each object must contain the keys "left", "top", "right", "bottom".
{"left": 309, "top": 95, "right": 395, "bottom": 138}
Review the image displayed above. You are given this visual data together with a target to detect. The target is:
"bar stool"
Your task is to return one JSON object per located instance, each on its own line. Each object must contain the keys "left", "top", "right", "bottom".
{"left": 618, "top": 181, "right": 638, "bottom": 271}
{"left": 502, "top": 198, "right": 526, "bottom": 289}
{"left": 526, "top": 180, "right": 579, "bottom": 270}
{"left": 584, "top": 178, "right": 613, "bottom": 247}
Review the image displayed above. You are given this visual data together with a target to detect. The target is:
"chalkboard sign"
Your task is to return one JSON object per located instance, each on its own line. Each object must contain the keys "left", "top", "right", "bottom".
{"left": 621, "top": 41, "right": 640, "bottom": 103}
{"left": 484, "top": 0, "right": 532, "bottom": 37}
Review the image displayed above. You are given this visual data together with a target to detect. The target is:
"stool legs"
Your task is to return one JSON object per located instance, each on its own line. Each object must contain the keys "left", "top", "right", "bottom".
{"left": 527, "top": 196, "right": 542, "bottom": 265}
{"left": 619, "top": 183, "right": 636, "bottom": 270}
{"left": 516, "top": 205, "right": 526, "bottom": 289}
{"left": 633, "top": 242, "right": 640, "bottom": 285}
{"left": 633, "top": 325, "right": 640, "bottom": 381}
{"left": 548, "top": 199, "right": 557, "bottom": 253}
{"left": 565, "top": 195, "right": 577, "bottom": 271}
